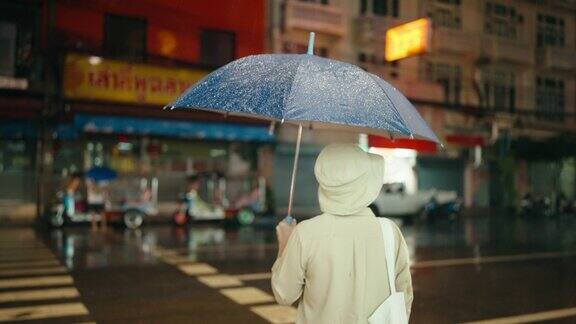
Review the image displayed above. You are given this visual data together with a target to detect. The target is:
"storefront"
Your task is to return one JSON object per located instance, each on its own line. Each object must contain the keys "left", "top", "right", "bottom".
{"left": 55, "top": 54, "right": 274, "bottom": 215}
{"left": 0, "top": 121, "right": 37, "bottom": 203}
{"left": 0, "top": 90, "right": 45, "bottom": 221}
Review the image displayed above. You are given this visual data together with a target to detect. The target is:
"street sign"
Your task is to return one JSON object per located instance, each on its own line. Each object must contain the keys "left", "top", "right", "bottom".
{"left": 385, "top": 18, "right": 432, "bottom": 62}
{"left": 63, "top": 54, "right": 208, "bottom": 105}
{"left": 0, "top": 76, "right": 28, "bottom": 90}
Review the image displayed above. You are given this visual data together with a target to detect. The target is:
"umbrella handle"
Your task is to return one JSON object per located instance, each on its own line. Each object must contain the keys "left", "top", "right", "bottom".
{"left": 287, "top": 124, "right": 303, "bottom": 217}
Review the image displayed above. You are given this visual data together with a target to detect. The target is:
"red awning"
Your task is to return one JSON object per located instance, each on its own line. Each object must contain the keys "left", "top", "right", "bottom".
{"left": 368, "top": 135, "right": 438, "bottom": 153}
{"left": 445, "top": 135, "right": 485, "bottom": 147}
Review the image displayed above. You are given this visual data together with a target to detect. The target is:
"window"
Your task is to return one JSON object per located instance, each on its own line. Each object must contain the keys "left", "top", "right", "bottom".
{"left": 104, "top": 14, "right": 147, "bottom": 60}
{"left": 283, "top": 42, "right": 328, "bottom": 57}
{"left": 537, "top": 14, "right": 565, "bottom": 48}
{"left": 299, "top": 0, "right": 329, "bottom": 4}
{"left": 0, "top": 2, "right": 39, "bottom": 80}
{"left": 479, "top": 69, "right": 515, "bottom": 112}
{"left": 200, "top": 30, "right": 235, "bottom": 67}
{"left": 484, "top": 2, "right": 522, "bottom": 39}
{"left": 536, "top": 77, "right": 565, "bottom": 120}
{"left": 427, "top": 0, "right": 462, "bottom": 29}
{"left": 361, "top": 0, "right": 399, "bottom": 17}
{"left": 422, "top": 61, "right": 462, "bottom": 104}
{"left": 0, "top": 21, "right": 16, "bottom": 76}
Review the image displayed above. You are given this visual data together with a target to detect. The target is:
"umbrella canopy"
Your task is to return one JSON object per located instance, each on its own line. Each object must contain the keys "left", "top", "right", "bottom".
{"left": 85, "top": 166, "right": 117, "bottom": 182}
{"left": 167, "top": 51, "right": 439, "bottom": 144}
{"left": 167, "top": 32, "right": 440, "bottom": 216}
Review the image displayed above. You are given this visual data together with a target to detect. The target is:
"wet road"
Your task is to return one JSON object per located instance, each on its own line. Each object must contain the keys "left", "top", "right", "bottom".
{"left": 1, "top": 212, "right": 576, "bottom": 323}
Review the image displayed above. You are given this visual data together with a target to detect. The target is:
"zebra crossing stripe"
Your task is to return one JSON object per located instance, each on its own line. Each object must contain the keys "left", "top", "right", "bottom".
{"left": 0, "top": 302, "right": 88, "bottom": 322}
{"left": 178, "top": 263, "right": 218, "bottom": 276}
{"left": 0, "top": 287, "right": 79, "bottom": 303}
{"left": 0, "top": 260, "right": 61, "bottom": 269}
{"left": 0, "top": 249, "right": 52, "bottom": 255}
{"left": 236, "top": 272, "right": 272, "bottom": 281}
{"left": 163, "top": 255, "right": 198, "bottom": 264}
{"left": 0, "top": 275, "right": 73, "bottom": 289}
{"left": 0, "top": 255, "right": 56, "bottom": 263}
{"left": 197, "top": 274, "right": 243, "bottom": 288}
{"left": 461, "top": 307, "right": 576, "bottom": 324}
{"left": 251, "top": 304, "right": 297, "bottom": 324}
{"left": 0, "top": 266, "right": 67, "bottom": 277}
{"left": 219, "top": 287, "right": 275, "bottom": 305}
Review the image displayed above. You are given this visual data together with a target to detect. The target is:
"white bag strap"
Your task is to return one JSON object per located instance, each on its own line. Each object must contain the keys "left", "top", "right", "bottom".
{"left": 378, "top": 218, "right": 396, "bottom": 293}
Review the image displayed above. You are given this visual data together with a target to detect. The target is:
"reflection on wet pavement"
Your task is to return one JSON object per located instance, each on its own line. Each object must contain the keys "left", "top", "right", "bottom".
{"left": 35, "top": 212, "right": 576, "bottom": 323}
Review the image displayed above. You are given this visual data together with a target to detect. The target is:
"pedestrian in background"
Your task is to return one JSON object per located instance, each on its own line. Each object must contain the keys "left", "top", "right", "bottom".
{"left": 272, "top": 144, "right": 413, "bottom": 324}
{"left": 87, "top": 179, "right": 107, "bottom": 231}
{"left": 64, "top": 172, "right": 82, "bottom": 216}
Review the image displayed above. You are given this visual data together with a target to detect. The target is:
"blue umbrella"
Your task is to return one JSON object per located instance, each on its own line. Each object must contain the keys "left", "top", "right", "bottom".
{"left": 85, "top": 166, "right": 117, "bottom": 182}
{"left": 167, "top": 32, "right": 440, "bottom": 216}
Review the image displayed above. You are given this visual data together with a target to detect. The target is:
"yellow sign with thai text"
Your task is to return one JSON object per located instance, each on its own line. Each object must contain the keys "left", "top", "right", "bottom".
{"left": 385, "top": 18, "right": 431, "bottom": 62}
{"left": 63, "top": 54, "right": 208, "bottom": 105}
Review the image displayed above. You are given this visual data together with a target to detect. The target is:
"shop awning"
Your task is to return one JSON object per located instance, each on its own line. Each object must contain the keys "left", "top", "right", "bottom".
{"left": 0, "top": 121, "right": 82, "bottom": 140}
{"left": 368, "top": 135, "right": 438, "bottom": 153}
{"left": 0, "top": 121, "right": 36, "bottom": 139}
{"left": 445, "top": 135, "right": 485, "bottom": 147}
{"left": 74, "top": 114, "right": 274, "bottom": 142}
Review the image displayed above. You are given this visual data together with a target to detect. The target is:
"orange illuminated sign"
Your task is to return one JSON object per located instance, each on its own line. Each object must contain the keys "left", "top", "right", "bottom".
{"left": 385, "top": 18, "right": 432, "bottom": 62}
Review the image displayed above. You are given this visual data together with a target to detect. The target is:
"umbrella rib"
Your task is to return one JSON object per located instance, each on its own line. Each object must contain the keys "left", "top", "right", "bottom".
{"left": 366, "top": 73, "right": 412, "bottom": 137}
{"left": 280, "top": 55, "right": 307, "bottom": 122}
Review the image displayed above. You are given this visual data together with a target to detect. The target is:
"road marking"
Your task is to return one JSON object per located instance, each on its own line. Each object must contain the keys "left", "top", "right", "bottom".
{"left": 236, "top": 272, "right": 273, "bottom": 281}
{"left": 0, "top": 287, "right": 79, "bottom": 303}
{"left": 162, "top": 255, "right": 198, "bottom": 265}
{"left": 230, "top": 251, "right": 576, "bottom": 281}
{"left": 0, "top": 255, "right": 56, "bottom": 263}
{"left": 0, "top": 302, "right": 88, "bottom": 322}
{"left": 0, "top": 246, "right": 52, "bottom": 255}
{"left": 0, "top": 242, "right": 48, "bottom": 251}
{"left": 0, "top": 275, "right": 73, "bottom": 289}
{"left": 462, "top": 307, "right": 576, "bottom": 324}
{"left": 197, "top": 274, "right": 243, "bottom": 288}
{"left": 0, "top": 253, "right": 53, "bottom": 260}
{"left": 178, "top": 263, "right": 218, "bottom": 276}
{"left": 412, "top": 251, "right": 576, "bottom": 269}
{"left": 251, "top": 305, "right": 297, "bottom": 324}
{"left": 0, "top": 266, "right": 67, "bottom": 277}
{"left": 166, "top": 244, "right": 278, "bottom": 254}
{"left": 0, "top": 260, "right": 61, "bottom": 269}
{"left": 152, "top": 249, "right": 179, "bottom": 257}
{"left": 220, "top": 287, "right": 274, "bottom": 305}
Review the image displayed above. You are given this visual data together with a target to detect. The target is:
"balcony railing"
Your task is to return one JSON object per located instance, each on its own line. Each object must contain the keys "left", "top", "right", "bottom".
{"left": 537, "top": 46, "right": 576, "bottom": 71}
{"left": 355, "top": 15, "right": 403, "bottom": 43}
{"left": 284, "top": 1, "right": 346, "bottom": 37}
{"left": 432, "top": 28, "right": 481, "bottom": 55}
{"left": 481, "top": 37, "right": 534, "bottom": 65}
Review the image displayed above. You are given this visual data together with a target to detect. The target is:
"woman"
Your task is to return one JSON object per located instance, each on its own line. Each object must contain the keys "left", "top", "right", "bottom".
{"left": 272, "top": 144, "right": 413, "bottom": 324}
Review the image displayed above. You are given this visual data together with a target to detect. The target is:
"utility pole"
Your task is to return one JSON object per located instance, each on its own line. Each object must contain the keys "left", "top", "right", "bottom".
{"left": 36, "top": 0, "right": 57, "bottom": 223}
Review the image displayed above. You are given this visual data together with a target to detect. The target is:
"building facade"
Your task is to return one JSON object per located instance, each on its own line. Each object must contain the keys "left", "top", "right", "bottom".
{"left": 0, "top": 0, "right": 269, "bottom": 220}
{"left": 269, "top": 0, "right": 576, "bottom": 210}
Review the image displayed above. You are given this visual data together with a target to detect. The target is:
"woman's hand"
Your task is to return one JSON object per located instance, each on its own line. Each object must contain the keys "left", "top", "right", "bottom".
{"left": 276, "top": 218, "right": 297, "bottom": 257}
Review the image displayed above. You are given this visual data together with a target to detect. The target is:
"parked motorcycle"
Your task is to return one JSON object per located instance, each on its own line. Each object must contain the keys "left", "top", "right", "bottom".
{"left": 172, "top": 173, "right": 268, "bottom": 227}
{"left": 519, "top": 193, "right": 554, "bottom": 218}
{"left": 49, "top": 175, "right": 158, "bottom": 229}
{"left": 420, "top": 197, "right": 461, "bottom": 222}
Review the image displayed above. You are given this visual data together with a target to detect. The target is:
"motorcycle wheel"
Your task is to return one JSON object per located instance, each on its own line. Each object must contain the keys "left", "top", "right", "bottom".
{"left": 172, "top": 212, "right": 188, "bottom": 226}
{"left": 237, "top": 208, "right": 255, "bottom": 226}
{"left": 123, "top": 210, "right": 144, "bottom": 229}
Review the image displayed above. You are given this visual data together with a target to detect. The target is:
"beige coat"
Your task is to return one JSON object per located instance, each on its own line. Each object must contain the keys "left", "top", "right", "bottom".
{"left": 271, "top": 144, "right": 413, "bottom": 324}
